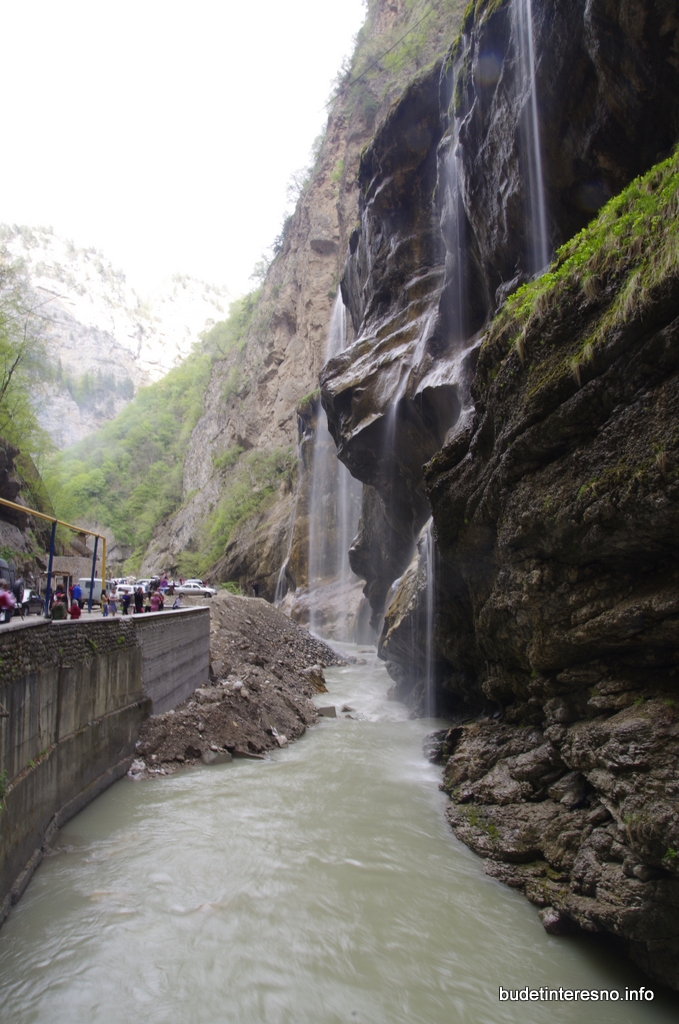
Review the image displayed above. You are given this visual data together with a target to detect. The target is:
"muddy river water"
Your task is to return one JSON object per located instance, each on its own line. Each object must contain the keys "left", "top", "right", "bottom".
{"left": 0, "top": 646, "right": 676, "bottom": 1023}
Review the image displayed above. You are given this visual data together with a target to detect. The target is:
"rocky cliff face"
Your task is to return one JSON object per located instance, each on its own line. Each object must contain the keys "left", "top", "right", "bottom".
{"left": 425, "top": 150, "right": 679, "bottom": 986}
{"left": 323, "top": 0, "right": 679, "bottom": 633}
{"left": 140, "top": 0, "right": 469, "bottom": 613}
{"left": 318, "top": 0, "right": 679, "bottom": 988}
{"left": 0, "top": 440, "right": 53, "bottom": 571}
{"left": 2, "top": 226, "right": 227, "bottom": 447}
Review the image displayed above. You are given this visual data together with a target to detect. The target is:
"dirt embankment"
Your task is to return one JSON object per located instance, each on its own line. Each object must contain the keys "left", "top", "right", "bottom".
{"left": 133, "top": 592, "right": 343, "bottom": 775}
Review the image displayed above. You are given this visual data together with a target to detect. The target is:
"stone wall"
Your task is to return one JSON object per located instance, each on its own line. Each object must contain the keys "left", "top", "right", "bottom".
{"left": 0, "top": 607, "right": 210, "bottom": 928}
{"left": 132, "top": 608, "right": 211, "bottom": 713}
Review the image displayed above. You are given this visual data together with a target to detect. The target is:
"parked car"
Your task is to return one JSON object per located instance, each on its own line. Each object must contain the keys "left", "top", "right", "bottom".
{"left": 176, "top": 582, "right": 217, "bottom": 597}
{"left": 114, "top": 584, "right": 135, "bottom": 600}
{"left": 183, "top": 579, "right": 206, "bottom": 587}
{"left": 21, "top": 590, "right": 44, "bottom": 616}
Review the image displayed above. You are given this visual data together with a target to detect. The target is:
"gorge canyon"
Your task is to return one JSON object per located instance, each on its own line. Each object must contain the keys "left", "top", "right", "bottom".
{"left": 6, "top": 0, "right": 679, "bottom": 994}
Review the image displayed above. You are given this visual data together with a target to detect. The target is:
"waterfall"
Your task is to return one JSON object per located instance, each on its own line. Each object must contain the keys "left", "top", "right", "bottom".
{"left": 307, "top": 294, "right": 363, "bottom": 637}
{"left": 444, "top": 126, "right": 470, "bottom": 344}
{"left": 513, "top": 0, "right": 550, "bottom": 274}
{"left": 423, "top": 521, "right": 436, "bottom": 719}
{"left": 274, "top": 443, "right": 303, "bottom": 605}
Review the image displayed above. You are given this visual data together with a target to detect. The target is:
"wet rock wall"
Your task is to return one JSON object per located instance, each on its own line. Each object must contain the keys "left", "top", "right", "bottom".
{"left": 322, "top": 0, "right": 679, "bottom": 674}
{"left": 319, "top": 0, "right": 679, "bottom": 986}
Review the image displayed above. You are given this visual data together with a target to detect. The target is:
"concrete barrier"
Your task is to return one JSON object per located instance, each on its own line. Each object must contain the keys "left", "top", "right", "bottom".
{"left": 131, "top": 608, "right": 211, "bottom": 713}
{"left": 0, "top": 607, "right": 210, "bottom": 927}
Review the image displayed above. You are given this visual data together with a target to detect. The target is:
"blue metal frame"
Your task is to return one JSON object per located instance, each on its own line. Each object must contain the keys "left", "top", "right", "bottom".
{"left": 44, "top": 520, "right": 57, "bottom": 618}
{"left": 88, "top": 536, "right": 98, "bottom": 614}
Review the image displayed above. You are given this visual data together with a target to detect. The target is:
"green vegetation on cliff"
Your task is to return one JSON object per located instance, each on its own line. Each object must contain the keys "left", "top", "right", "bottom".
{"left": 176, "top": 446, "right": 296, "bottom": 578}
{"left": 46, "top": 351, "right": 211, "bottom": 564}
{"left": 201, "top": 289, "right": 261, "bottom": 360}
{"left": 334, "top": 0, "right": 467, "bottom": 118}
{"left": 45, "top": 287, "right": 271, "bottom": 572}
{"left": 483, "top": 147, "right": 679, "bottom": 386}
{"left": 0, "top": 255, "right": 51, "bottom": 458}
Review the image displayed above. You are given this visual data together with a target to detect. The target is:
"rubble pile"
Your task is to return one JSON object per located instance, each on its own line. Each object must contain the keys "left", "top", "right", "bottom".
{"left": 132, "top": 592, "right": 343, "bottom": 776}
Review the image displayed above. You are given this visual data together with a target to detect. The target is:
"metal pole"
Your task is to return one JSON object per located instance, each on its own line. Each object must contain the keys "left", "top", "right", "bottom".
{"left": 88, "top": 536, "right": 99, "bottom": 614}
{"left": 0, "top": 497, "right": 107, "bottom": 613}
{"left": 0, "top": 496, "right": 104, "bottom": 540}
{"left": 45, "top": 520, "right": 57, "bottom": 618}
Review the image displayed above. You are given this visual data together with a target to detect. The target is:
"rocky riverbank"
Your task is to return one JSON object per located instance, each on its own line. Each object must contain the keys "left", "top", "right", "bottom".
{"left": 132, "top": 592, "right": 343, "bottom": 775}
{"left": 427, "top": 705, "right": 679, "bottom": 990}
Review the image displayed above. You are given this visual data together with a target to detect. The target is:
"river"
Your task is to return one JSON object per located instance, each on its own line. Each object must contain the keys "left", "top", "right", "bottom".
{"left": 0, "top": 646, "right": 676, "bottom": 1023}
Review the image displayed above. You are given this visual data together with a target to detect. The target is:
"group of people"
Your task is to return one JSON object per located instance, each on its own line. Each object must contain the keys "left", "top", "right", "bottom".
{"left": 50, "top": 582, "right": 82, "bottom": 620}
{"left": 101, "top": 585, "right": 181, "bottom": 617}
{"left": 0, "top": 573, "right": 185, "bottom": 626}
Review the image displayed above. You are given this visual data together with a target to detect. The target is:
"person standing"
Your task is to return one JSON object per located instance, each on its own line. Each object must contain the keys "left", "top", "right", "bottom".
{"left": 69, "top": 599, "right": 81, "bottom": 619}
{"left": 72, "top": 581, "right": 83, "bottom": 609}
{"left": 12, "top": 576, "right": 23, "bottom": 617}
{"left": 20, "top": 583, "right": 31, "bottom": 619}
{"left": 0, "top": 581, "right": 16, "bottom": 623}
{"left": 134, "top": 587, "right": 144, "bottom": 614}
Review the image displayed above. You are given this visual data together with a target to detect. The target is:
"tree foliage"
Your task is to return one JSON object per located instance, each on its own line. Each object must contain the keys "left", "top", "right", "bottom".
{"left": 45, "top": 350, "right": 211, "bottom": 565}
{"left": 46, "top": 289, "right": 267, "bottom": 570}
{"left": 0, "top": 250, "right": 51, "bottom": 457}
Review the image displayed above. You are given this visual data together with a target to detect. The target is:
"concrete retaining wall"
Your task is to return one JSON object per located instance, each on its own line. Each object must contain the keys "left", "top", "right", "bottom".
{"left": 132, "top": 608, "right": 211, "bottom": 713}
{"left": 0, "top": 607, "right": 210, "bottom": 926}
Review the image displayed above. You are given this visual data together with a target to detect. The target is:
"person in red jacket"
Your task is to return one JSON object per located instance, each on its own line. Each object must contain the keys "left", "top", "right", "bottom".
{"left": 0, "top": 581, "right": 16, "bottom": 624}
{"left": 69, "top": 600, "right": 81, "bottom": 619}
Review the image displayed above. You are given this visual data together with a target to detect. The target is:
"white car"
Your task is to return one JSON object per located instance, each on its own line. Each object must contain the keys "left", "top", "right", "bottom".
{"left": 176, "top": 582, "right": 217, "bottom": 597}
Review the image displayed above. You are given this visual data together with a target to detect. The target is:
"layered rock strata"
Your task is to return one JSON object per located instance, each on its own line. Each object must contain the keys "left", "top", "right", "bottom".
{"left": 317, "top": 0, "right": 679, "bottom": 986}
{"left": 424, "top": 150, "right": 679, "bottom": 987}
{"left": 139, "top": 0, "right": 469, "bottom": 616}
{"left": 322, "top": 0, "right": 679, "bottom": 628}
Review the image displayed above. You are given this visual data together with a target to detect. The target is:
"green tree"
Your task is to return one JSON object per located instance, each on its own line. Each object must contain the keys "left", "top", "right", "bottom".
{"left": 0, "top": 250, "right": 51, "bottom": 457}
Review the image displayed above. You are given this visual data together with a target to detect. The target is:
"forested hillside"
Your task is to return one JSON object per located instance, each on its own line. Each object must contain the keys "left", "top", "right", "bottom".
{"left": 1, "top": 225, "right": 228, "bottom": 447}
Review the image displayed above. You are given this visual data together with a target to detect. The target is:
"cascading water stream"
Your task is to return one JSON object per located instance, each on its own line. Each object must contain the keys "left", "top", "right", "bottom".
{"left": 513, "top": 0, "right": 550, "bottom": 274}
{"left": 443, "top": 126, "right": 469, "bottom": 344}
{"left": 274, "top": 442, "right": 303, "bottom": 605}
{"left": 423, "top": 520, "right": 436, "bottom": 719}
{"left": 307, "top": 295, "right": 363, "bottom": 636}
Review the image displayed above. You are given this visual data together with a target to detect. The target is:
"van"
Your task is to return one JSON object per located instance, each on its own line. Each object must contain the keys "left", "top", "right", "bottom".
{"left": 0, "top": 558, "right": 15, "bottom": 588}
{"left": 77, "top": 578, "right": 115, "bottom": 605}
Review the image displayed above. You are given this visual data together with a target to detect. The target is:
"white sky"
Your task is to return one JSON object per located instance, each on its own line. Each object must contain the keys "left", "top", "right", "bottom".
{"left": 1, "top": 0, "right": 367, "bottom": 299}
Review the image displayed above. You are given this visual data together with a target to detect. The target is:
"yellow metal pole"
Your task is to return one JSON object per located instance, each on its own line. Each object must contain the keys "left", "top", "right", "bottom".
{"left": 0, "top": 497, "right": 107, "bottom": 603}
{"left": 0, "top": 496, "right": 105, "bottom": 541}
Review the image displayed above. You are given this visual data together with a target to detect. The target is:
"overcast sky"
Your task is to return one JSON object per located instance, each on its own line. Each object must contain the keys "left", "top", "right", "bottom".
{"left": 1, "top": 0, "right": 366, "bottom": 298}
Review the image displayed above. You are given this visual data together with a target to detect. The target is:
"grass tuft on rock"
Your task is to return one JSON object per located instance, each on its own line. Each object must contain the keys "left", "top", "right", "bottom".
{"left": 484, "top": 147, "right": 679, "bottom": 376}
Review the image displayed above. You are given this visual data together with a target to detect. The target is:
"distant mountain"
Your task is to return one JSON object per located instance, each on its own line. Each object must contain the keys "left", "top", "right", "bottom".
{"left": 0, "top": 225, "right": 228, "bottom": 447}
